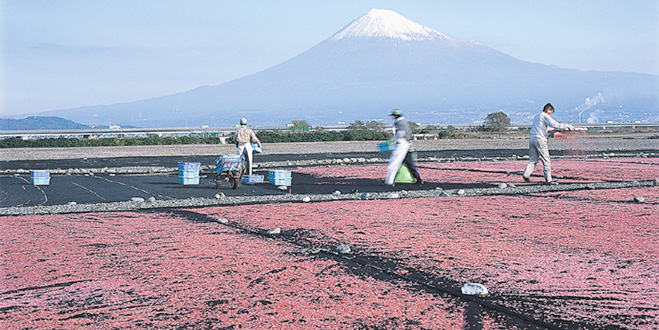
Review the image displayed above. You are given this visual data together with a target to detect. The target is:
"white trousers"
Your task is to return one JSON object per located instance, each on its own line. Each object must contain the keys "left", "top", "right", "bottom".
{"left": 523, "top": 136, "right": 552, "bottom": 182}
{"left": 385, "top": 139, "right": 410, "bottom": 185}
{"left": 237, "top": 143, "right": 254, "bottom": 175}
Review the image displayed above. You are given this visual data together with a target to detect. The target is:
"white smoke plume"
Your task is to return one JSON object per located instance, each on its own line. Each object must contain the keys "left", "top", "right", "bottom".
{"left": 576, "top": 93, "right": 604, "bottom": 123}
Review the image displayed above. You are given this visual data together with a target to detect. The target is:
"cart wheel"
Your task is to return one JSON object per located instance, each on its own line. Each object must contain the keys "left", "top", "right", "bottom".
{"left": 212, "top": 173, "right": 220, "bottom": 188}
{"left": 229, "top": 173, "right": 242, "bottom": 189}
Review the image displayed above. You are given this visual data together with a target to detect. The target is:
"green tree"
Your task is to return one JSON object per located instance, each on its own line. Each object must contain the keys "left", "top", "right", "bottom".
{"left": 437, "top": 125, "right": 468, "bottom": 139}
{"left": 483, "top": 111, "right": 511, "bottom": 131}
{"left": 290, "top": 120, "right": 311, "bottom": 133}
{"left": 347, "top": 120, "right": 367, "bottom": 130}
{"left": 409, "top": 121, "right": 420, "bottom": 134}
{"left": 365, "top": 120, "right": 385, "bottom": 132}
{"left": 347, "top": 120, "right": 385, "bottom": 132}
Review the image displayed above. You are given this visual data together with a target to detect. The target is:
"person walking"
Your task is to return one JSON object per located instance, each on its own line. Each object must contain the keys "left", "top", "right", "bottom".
{"left": 235, "top": 118, "right": 262, "bottom": 175}
{"left": 522, "top": 103, "right": 574, "bottom": 184}
{"left": 385, "top": 109, "right": 422, "bottom": 186}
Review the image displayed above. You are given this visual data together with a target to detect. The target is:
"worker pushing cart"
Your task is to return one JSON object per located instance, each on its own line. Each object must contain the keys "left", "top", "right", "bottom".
{"left": 214, "top": 154, "right": 246, "bottom": 189}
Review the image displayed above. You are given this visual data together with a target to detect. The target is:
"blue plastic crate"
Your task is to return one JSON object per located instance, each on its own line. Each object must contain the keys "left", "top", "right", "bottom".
{"left": 178, "top": 162, "right": 200, "bottom": 171}
{"left": 378, "top": 142, "right": 395, "bottom": 151}
{"left": 178, "top": 169, "right": 199, "bottom": 178}
{"left": 269, "top": 177, "right": 291, "bottom": 186}
{"left": 268, "top": 170, "right": 291, "bottom": 180}
{"left": 31, "top": 170, "right": 50, "bottom": 177}
{"left": 268, "top": 170, "right": 291, "bottom": 186}
{"left": 30, "top": 176, "right": 51, "bottom": 185}
{"left": 178, "top": 175, "right": 199, "bottom": 185}
{"left": 216, "top": 155, "right": 243, "bottom": 173}
{"left": 252, "top": 143, "right": 262, "bottom": 153}
{"left": 242, "top": 174, "right": 264, "bottom": 184}
{"left": 219, "top": 155, "right": 241, "bottom": 162}
{"left": 30, "top": 170, "right": 51, "bottom": 185}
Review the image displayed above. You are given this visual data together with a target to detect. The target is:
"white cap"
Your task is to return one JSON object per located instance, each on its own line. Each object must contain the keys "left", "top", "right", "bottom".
{"left": 240, "top": 118, "right": 247, "bottom": 125}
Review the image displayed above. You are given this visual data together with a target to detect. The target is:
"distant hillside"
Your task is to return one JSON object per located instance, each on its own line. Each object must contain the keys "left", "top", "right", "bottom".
{"left": 0, "top": 116, "right": 97, "bottom": 130}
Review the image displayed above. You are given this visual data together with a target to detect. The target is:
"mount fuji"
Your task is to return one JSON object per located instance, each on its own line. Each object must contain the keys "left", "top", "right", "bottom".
{"left": 35, "top": 9, "right": 659, "bottom": 127}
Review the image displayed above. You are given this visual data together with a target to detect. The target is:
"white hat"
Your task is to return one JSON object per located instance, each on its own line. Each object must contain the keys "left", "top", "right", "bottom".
{"left": 240, "top": 118, "right": 247, "bottom": 125}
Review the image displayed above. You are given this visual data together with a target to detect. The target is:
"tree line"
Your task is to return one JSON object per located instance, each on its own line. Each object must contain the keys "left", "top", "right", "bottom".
{"left": 1, "top": 113, "right": 512, "bottom": 148}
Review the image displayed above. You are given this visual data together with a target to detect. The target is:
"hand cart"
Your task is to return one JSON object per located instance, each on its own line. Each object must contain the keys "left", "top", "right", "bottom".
{"left": 214, "top": 154, "right": 246, "bottom": 189}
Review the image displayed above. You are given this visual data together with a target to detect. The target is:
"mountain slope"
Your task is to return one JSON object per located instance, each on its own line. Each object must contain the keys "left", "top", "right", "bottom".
{"left": 0, "top": 116, "right": 95, "bottom": 130}
{"left": 37, "top": 9, "right": 659, "bottom": 127}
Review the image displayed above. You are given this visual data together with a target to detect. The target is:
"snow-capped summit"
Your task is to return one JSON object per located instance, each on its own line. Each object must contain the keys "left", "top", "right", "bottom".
{"left": 331, "top": 9, "right": 455, "bottom": 42}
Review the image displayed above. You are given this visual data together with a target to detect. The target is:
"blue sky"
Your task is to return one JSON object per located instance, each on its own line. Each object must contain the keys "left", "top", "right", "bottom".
{"left": 2, "top": 0, "right": 658, "bottom": 117}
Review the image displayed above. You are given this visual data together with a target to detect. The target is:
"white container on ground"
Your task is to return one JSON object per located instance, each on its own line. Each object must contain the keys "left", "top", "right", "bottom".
{"left": 178, "top": 162, "right": 200, "bottom": 171}
{"left": 178, "top": 175, "right": 200, "bottom": 185}
{"left": 461, "top": 283, "right": 489, "bottom": 297}
{"left": 30, "top": 170, "right": 50, "bottom": 185}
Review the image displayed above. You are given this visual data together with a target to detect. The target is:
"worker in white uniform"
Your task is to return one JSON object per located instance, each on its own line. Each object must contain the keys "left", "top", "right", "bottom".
{"left": 522, "top": 103, "right": 574, "bottom": 184}
{"left": 385, "top": 109, "right": 422, "bottom": 186}
{"left": 235, "top": 118, "right": 262, "bottom": 175}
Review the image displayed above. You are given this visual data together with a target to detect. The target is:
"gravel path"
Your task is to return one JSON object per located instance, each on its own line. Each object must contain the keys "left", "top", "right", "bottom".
{"left": 2, "top": 179, "right": 655, "bottom": 216}
{"left": 2, "top": 134, "right": 657, "bottom": 161}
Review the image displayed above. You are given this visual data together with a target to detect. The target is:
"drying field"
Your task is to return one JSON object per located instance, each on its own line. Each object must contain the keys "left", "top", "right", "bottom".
{"left": 1, "top": 137, "right": 658, "bottom": 329}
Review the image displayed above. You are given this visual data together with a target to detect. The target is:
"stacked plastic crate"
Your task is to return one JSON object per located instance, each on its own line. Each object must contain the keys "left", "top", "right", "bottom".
{"left": 268, "top": 170, "right": 291, "bottom": 186}
{"left": 217, "top": 155, "right": 242, "bottom": 174}
{"left": 30, "top": 170, "right": 50, "bottom": 185}
{"left": 178, "top": 162, "right": 200, "bottom": 185}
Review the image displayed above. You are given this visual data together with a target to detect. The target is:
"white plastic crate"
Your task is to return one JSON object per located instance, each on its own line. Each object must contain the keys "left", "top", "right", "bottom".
{"left": 178, "top": 162, "right": 200, "bottom": 171}
{"left": 178, "top": 175, "right": 200, "bottom": 185}
{"left": 30, "top": 170, "right": 50, "bottom": 185}
{"left": 31, "top": 177, "right": 51, "bottom": 185}
{"left": 178, "top": 169, "right": 199, "bottom": 178}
